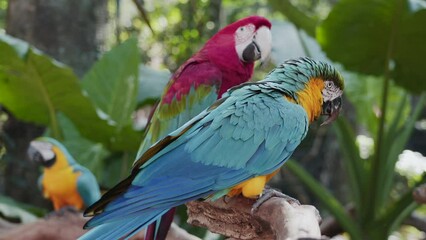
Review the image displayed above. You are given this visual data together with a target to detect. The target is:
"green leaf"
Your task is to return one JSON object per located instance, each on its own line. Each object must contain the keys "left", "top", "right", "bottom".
{"left": 0, "top": 34, "right": 141, "bottom": 151}
{"left": 270, "top": 20, "right": 328, "bottom": 65}
{"left": 332, "top": 118, "right": 366, "bottom": 214}
{"left": 0, "top": 196, "right": 40, "bottom": 223}
{"left": 394, "top": 8, "right": 426, "bottom": 92}
{"left": 53, "top": 113, "right": 110, "bottom": 183}
{"left": 0, "top": 36, "right": 93, "bottom": 139}
{"left": 285, "top": 160, "right": 363, "bottom": 240}
{"left": 343, "top": 73, "right": 410, "bottom": 135}
{"left": 82, "top": 38, "right": 140, "bottom": 130}
{"left": 379, "top": 93, "right": 426, "bottom": 209}
{"left": 137, "top": 64, "right": 170, "bottom": 106}
{"left": 267, "top": 0, "right": 318, "bottom": 37}
{"left": 317, "top": 0, "right": 426, "bottom": 93}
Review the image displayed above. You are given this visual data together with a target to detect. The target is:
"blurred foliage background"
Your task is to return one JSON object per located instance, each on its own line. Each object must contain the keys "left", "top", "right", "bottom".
{"left": 0, "top": 0, "right": 425, "bottom": 239}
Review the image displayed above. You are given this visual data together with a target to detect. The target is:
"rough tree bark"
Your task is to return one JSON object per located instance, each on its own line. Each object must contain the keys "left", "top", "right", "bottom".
{"left": 2, "top": 0, "right": 107, "bottom": 208}
{"left": 187, "top": 195, "right": 323, "bottom": 240}
{"left": 6, "top": 0, "right": 108, "bottom": 77}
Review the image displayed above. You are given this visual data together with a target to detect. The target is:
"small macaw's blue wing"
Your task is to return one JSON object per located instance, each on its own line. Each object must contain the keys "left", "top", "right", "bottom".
{"left": 75, "top": 165, "right": 101, "bottom": 207}
{"left": 82, "top": 82, "right": 308, "bottom": 240}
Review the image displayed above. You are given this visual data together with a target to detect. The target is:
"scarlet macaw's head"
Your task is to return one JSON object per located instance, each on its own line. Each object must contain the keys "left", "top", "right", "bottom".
{"left": 204, "top": 15, "right": 272, "bottom": 65}
{"left": 200, "top": 16, "right": 272, "bottom": 96}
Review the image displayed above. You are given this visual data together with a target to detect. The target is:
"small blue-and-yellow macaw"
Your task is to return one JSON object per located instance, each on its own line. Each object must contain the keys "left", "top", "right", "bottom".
{"left": 27, "top": 137, "right": 101, "bottom": 211}
{"left": 81, "top": 57, "right": 344, "bottom": 240}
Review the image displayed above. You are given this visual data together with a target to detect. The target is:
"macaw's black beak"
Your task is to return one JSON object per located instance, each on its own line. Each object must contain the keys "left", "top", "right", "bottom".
{"left": 242, "top": 41, "right": 261, "bottom": 63}
{"left": 321, "top": 96, "right": 342, "bottom": 126}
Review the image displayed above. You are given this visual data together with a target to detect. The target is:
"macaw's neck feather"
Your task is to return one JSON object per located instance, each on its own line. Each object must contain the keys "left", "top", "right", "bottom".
{"left": 200, "top": 46, "right": 254, "bottom": 97}
{"left": 295, "top": 78, "right": 324, "bottom": 123}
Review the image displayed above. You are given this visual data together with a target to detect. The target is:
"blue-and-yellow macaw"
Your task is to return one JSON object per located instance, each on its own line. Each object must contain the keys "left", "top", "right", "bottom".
{"left": 81, "top": 57, "right": 344, "bottom": 240}
{"left": 27, "top": 137, "right": 101, "bottom": 211}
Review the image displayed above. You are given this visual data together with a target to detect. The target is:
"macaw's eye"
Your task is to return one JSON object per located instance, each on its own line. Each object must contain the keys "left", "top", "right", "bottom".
{"left": 326, "top": 81, "right": 334, "bottom": 88}
{"left": 240, "top": 27, "right": 245, "bottom": 31}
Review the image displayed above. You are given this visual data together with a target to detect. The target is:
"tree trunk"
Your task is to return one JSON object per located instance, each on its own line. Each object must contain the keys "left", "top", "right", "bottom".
{"left": 6, "top": 0, "right": 108, "bottom": 77}
{"left": 2, "top": 0, "right": 107, "bottom": 209}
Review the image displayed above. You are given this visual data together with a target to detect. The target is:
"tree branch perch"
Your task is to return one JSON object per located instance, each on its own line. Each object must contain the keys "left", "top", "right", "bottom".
{"left": 187, "top": 194, "right": 323, "bottom": 240}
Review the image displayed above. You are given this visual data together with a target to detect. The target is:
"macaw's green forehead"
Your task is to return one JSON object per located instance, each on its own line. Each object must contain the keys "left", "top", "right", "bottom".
{"left": 270, "top": 57, "right": 345, "bottom": 90}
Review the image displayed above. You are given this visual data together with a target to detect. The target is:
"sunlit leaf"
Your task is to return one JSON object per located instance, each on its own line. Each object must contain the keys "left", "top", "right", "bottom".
{"left": 82, "top": 38, "right": 140, "bottom": 130}
{"left": 0, "top": 196, "right": 40, "bottom": 223}
{"left": 0, "top": 34, "right": 141, "bottom": 151}
{"left": 318, "top": 0, "right": 426, "bottom": 93}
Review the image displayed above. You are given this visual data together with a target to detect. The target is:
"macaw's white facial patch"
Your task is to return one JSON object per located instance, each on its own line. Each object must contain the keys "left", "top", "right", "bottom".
{"left": 31, "top": 141, "right": 55, "bottom": 161}
{"left": 234, "top": 23, "right": 256, "bottom": 45}
{"left": 322, "top": 80, "right": 343, "bottom": 102}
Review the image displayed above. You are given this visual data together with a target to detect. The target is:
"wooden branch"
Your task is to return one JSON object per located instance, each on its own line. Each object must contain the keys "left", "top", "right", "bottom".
{"left": 413, "top": 183, "right": 426, "bottom": 204}
{"left": 0, "top": 210, "right": 88, "bottom": 240}
{"left": 0, "top": 211, "right": 199, "bottom": 240}
{"left": 187, "top": 195, "right": 323, "bottom": 240}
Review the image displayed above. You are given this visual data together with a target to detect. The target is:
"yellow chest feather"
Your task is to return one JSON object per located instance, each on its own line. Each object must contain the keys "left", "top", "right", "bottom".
{"left": 41, "top": 146, "right": 83, "bottom": 210}
{"left": 228, "top": 170, "right": 280, "bottom": 198}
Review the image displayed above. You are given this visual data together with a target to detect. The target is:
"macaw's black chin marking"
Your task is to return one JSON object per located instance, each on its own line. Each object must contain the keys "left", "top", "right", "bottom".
{"left": 321, "top": 96, "right": 342, "bottom": 126}
{"left": 41, "top": 157, "right": 56, "bottom": 168}
{"left": 242, "top": 41, "right": 261, "bottom": 62}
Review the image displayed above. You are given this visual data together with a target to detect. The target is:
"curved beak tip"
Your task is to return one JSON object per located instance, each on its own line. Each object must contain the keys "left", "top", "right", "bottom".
{"left": 320, "top": 110, "right": 340, "bottom": 126}
{"left": 320, "top": 97, "right": 342, "bottom": 126}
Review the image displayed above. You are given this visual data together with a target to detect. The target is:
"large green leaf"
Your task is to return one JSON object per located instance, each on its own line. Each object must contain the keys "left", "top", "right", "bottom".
{"left": 0, "top": 34, "right": 141, "bottom": 151}
{"left": 82, "top": 38, "right": 140, "bottom": 130}
{"left": 317, "top": 0, "right": 426, "bottom": 93}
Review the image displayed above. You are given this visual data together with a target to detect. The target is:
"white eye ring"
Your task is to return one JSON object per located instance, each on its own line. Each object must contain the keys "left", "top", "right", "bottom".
{"left": 239, "top": 27, "right": 245, "bottom": 31}
{"left": 326, "top": 81, "right": 334, "bottom": 88}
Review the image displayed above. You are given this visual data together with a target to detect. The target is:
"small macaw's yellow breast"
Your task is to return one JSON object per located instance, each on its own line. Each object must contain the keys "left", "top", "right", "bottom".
{"left": 296, "top": 78, "right": 324, "bottom": 123}
{"left": 42, "top": 146, "right": 84, "bottom": 210}
{"left": 228, "top": 170, "right": 280, "bottom": 198}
